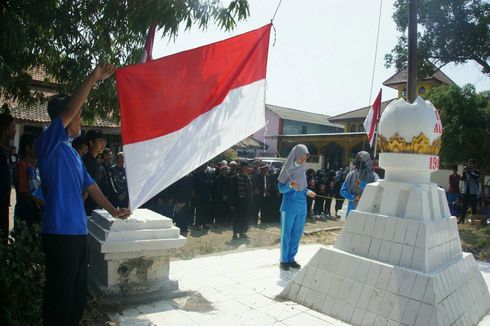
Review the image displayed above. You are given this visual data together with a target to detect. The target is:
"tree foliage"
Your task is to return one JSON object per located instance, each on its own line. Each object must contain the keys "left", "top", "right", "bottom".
{"left": 0, "top": 0, "right": 250, "bottom": 120}
{"left": 0, "top": 222, "right": 45, "bottom": 326}
{"left": 385, "top": 0, "right": 490, "bottom": 77}
{"left": 427, "top": 84, "right": 490, "bottom": 173}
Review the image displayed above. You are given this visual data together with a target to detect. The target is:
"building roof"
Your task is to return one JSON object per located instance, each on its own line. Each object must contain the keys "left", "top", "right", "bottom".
{"left": 383, "top": 68, "right": 456, "bottom": 88}
{"left": 234, "top": 136, "right": 268, "bottom": 149}
{"left": 8, "top": 103, "right": 120, "bottom": 129}
{"left": 266, "top": 104, "right": 343, "bottom": 128}
{"left": 328, "top": 99, "right": 395, "bottom": 123}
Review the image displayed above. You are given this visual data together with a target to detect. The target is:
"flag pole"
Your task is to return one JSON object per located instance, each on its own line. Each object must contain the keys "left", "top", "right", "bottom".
{"left": 373, "top": 88, "right": 382, "bottom": 158}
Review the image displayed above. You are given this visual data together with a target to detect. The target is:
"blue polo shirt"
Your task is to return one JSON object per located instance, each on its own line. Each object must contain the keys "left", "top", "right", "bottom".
{"left": 36, "top": 117, "right": 94, "bottom": 235}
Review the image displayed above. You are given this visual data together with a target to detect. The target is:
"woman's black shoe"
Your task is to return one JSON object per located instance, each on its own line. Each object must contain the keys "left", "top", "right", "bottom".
{"left": 289, "top": 261, "right": 301, "bottom": 269}
{"left": 280, "top": 263, "right": 290, "bottom": 271}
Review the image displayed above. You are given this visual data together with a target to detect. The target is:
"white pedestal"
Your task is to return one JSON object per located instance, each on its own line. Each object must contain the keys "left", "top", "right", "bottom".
{"left": 88, "top": 209, "right": 186, "bottom": 305}
{"left": 282, "top": 154, "right": 490, "bottom": 325}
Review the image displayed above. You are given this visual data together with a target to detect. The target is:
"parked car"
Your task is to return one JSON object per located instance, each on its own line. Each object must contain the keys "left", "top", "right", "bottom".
{"left": 254, "top": 157, "right": 286, "bottom": 172}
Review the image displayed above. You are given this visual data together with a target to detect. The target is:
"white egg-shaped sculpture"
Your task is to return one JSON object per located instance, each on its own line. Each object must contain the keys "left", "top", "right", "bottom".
{"left": 378, "top": 96, "right": 442, "bottom": 155}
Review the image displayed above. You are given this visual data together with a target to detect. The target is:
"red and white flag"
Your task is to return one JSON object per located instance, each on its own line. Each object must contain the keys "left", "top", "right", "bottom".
{"left": 116, "top": 24, "right": 271, "bottom": 210}
{"left": 363, "top": 89, "right": 382, "bottom": 148}
{"left": 140, "top": 24, "right": 157, "bottom": 63}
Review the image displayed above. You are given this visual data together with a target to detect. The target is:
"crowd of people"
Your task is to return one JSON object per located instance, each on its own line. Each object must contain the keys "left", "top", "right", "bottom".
{"left": 0, "top": 126, "right": 131, "bottom": 233}
{"left": 139, "top": 156, "right": 351, "bottom": 238}
{"left": 447, "top": 159, "right": 489, "bottom": 224}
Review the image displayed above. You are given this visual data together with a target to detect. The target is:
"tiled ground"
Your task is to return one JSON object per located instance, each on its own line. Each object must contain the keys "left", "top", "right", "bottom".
{"left": 110, "top": 244, "right": 490, "bottom": 326}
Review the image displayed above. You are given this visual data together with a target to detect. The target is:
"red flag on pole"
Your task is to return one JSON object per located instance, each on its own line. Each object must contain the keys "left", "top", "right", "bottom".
{"left": 140, "top": 24, "right": 157, "bottom": 63}
{"left": 363, "top": 89, "right": 382, "bottom": 147}
{"left": 116, "top": 24, "right": 272, "bottom": 210}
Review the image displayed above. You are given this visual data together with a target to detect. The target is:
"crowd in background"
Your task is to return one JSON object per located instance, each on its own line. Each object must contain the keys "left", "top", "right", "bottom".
{"left": 446, "top": 159, "right": 490, "bottom": 224}
{"left": 1, "top": 127, "right": 130, "bottom": 233}
{"left": 141, "top": 159, "right": 349, "bottom": 238}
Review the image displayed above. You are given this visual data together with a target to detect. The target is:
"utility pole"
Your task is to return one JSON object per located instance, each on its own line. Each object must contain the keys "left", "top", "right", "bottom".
{"left": 407, "top": 0, "right": 417, "bottom": 103}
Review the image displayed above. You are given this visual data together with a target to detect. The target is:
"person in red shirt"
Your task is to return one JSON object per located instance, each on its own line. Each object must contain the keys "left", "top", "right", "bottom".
{"left": 448, "top": 167, "right": 461, "bottom": 211}
{"left": 13, "top": 133, "right": 42, "bottom": 228}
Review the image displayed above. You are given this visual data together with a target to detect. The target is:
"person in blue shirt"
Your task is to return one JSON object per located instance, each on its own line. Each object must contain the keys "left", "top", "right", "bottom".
{"left": 341, "top": 151, "right": 379, "bottom": 217}
{"left": 277, "top": 144, "right": 316, "bottom": 271}
{"left": 36, "top": 63, "right": 130, "bottom": 326}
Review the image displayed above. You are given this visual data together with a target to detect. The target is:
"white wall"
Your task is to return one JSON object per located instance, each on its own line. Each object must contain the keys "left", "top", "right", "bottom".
{"left": 431, "top": 169, "right": 452, "bottom": 191}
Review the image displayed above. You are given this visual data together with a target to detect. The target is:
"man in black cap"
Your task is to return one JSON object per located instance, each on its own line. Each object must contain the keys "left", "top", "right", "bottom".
{"left": 83, "top": 129, "right": 108, "bottom": 215}
{"left": 253, "top": 164, "right": 276, "bottom": 223}
{"left": 230, "top": 161, "right": 252, "bottom": 239}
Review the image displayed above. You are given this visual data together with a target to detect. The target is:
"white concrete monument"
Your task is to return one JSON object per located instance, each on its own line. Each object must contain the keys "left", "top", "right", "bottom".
{"left": 282, "top": 97, "right": 490, "bottom": 325}
{"left": 87, "top": 208, "right": 186, "bottom": 305}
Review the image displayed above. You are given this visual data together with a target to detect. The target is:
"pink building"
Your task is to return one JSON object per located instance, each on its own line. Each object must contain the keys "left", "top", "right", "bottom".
{"left": 252, "top": 104, "right": 343, "bottom": 157}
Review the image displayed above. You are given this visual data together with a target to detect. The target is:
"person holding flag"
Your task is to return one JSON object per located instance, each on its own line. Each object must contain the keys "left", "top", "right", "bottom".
{"left": 277, "top": 144, "right": 316, "bottom": 271}
{"left": 37, "top": 63, "right": 130, "bottom": 325}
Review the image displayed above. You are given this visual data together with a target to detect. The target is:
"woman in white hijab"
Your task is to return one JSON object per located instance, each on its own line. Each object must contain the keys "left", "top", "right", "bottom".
{"left": 277, "top": 144, "right": 316, "bottom": 271}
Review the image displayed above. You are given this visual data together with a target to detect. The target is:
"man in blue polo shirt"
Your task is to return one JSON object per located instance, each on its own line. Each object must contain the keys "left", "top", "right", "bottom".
{"left": 36, "top": 63, "right": 130, "bottom": 326}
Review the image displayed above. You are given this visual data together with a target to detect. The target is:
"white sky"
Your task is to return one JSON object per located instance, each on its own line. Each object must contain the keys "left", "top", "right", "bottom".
{"left": 152, "top": 0, "right": 490, "bottom": 117}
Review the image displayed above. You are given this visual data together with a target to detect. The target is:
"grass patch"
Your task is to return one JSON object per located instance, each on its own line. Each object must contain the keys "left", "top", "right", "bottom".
{"left": 458, "top": 224, "right": 490, "bottom": 261}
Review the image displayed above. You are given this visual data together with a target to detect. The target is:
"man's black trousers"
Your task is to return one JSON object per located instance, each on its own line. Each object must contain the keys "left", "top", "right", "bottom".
{"left": 42, "top": 234, "right": 88, "bottom": 326}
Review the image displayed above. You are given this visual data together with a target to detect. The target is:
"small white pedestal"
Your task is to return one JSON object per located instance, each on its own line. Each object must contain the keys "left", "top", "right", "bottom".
{"left": 87, "top": 208, "right": 186, "bottom": 305}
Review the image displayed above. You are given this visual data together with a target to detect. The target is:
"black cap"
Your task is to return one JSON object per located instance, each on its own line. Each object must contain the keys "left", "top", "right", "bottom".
{"left": 85, "top": 129, "right": 106, "bottom": 143}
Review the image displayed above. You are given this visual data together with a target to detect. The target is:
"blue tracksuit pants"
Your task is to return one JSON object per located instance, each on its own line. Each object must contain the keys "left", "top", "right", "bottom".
{"left": 278, "top": 182, "right": 308, "bottom": 263}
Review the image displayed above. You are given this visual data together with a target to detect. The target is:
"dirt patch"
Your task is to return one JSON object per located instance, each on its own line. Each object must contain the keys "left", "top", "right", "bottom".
{"left": 301, "top": 229, "right": 342, "bottom": 246}
{"left": 80, "top": 297, "right": 111, "bottom": 326}
{"left": 173, "top": 218, "right": 344, "bottom": 260}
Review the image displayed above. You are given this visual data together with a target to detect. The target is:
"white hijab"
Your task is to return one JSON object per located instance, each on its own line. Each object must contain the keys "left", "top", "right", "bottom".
{"left": 278, "top": 144, "right": 309, "bottom": 191}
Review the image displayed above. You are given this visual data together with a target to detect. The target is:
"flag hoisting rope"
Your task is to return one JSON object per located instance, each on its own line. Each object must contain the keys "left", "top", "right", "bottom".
{"left": 361, "top": 0, "right": 384, "bottom": 159}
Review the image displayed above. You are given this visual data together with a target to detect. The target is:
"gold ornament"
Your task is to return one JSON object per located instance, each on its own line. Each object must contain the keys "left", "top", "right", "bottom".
{"left": 379, "top": 133, "right": 441, "bottom": 155}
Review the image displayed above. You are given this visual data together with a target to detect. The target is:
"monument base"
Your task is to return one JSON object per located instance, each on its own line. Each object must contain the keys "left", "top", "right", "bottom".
{"left": 281, "top": 247, "right": 490, "bottom": 325}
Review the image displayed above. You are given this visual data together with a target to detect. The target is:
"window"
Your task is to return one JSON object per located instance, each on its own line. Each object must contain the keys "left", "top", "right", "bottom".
{"left": 358, "top": 125, "right": 365, "bottom": 132}
{"left": 301, "top": 125, "right": 307, "bottom": 134}
{"left": 401, "top": 88, "right": 407, "bottom": 97}
{"left": 349, "top": 125, "right": 356, "bottom": 132}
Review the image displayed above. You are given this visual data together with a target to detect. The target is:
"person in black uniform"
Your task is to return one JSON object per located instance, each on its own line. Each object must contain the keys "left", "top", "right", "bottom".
{"left": 230, "top": 162, "right": 252, "bottom": 239}
{"left": 108, "top": 152, "right": 129, "bottom": 209}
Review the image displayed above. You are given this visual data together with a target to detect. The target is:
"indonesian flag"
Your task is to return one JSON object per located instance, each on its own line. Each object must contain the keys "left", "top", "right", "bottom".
{"left": 116, "top": 24, "right": 271, "bottom": 210}
{"left": 363, "top": 89, "right": 382, "bottom": 147}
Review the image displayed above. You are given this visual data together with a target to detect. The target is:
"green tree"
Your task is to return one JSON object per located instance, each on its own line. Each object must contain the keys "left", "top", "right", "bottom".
{"left": 212, "top": 148, "right": 237, "bottom": 163}
{"left": 0, "top": 0, "right": 250, "bottom": 120}
{"left": 427, "top": 84, "right": 490, "bottom": 190}
{"left": 385, "top": 0, "right": 490, "bottom": 77}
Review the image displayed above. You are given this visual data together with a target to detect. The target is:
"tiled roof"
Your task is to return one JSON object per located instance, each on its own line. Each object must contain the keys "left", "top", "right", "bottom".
{"left": 29, "top": 67, "right": 58, "bottom": 83}
{"left": 27, "top": 67, "right": 60, "bottom": 92}
{"left": 266, "top": 104, "right": 343, "bottom": 128}
{"left": 234, "top": 136, "right": 267, "bottom": 149}
{"left": 8, "top": 103, "right": 120, "bottom": 129}
{"left": 328, "top": 99, "right": 395, "bottom": 122}
{"left": 383, "top": 68, "right": 456, "bottom": 88}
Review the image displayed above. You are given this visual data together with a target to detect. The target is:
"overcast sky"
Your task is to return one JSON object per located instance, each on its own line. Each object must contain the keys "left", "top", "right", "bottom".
{"left": 153, "top": 0, "right": 490, "bottom": 117}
